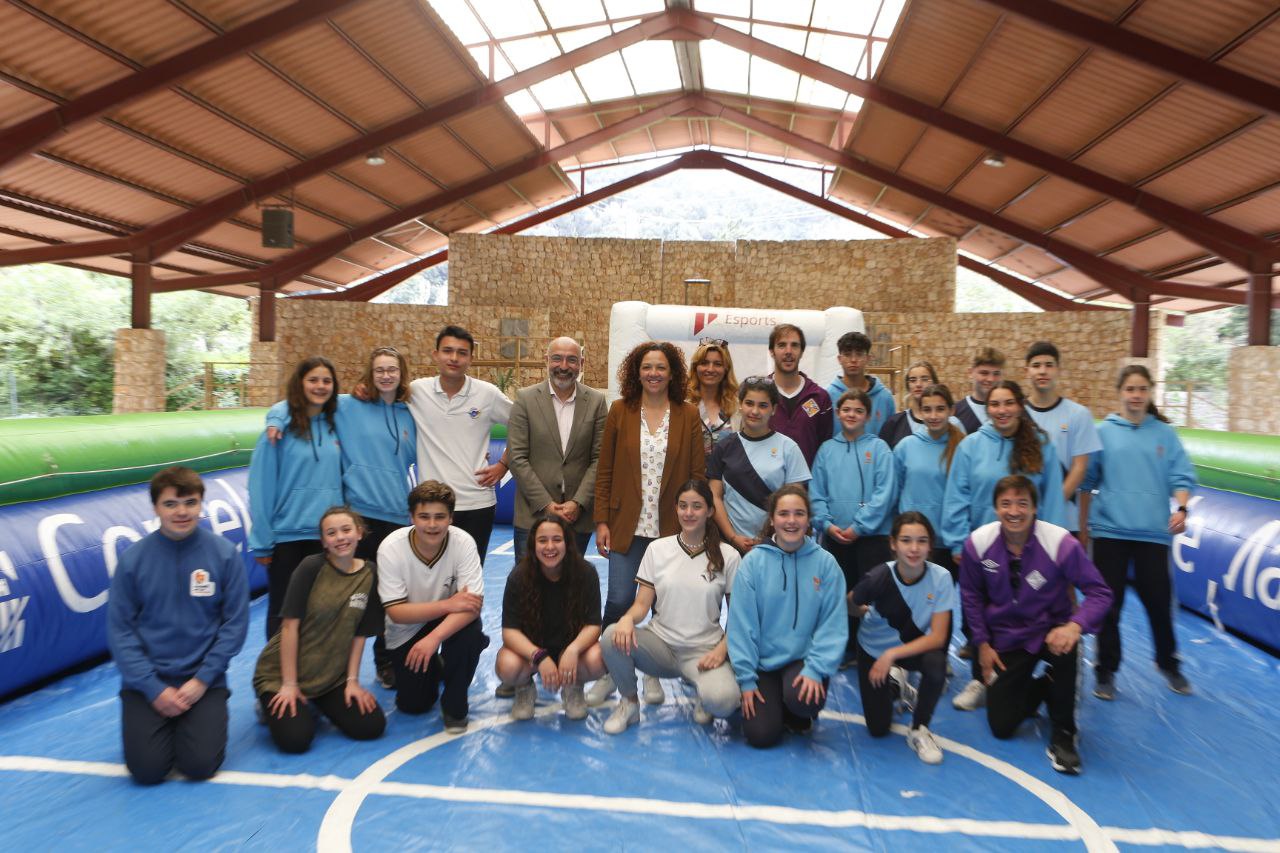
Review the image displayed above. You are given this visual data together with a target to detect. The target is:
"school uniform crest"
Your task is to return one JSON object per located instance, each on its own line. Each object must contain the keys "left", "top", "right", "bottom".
{"left": 468, "top": 407, "right": 481, "bottom": 419}
{"left": 189, "top": 569, "right": 215, "bottom": 597}
{"left": 813, "top": 576, "right": 822, "bottom": 590}
{"left": 801, "top": 399, "right": 820, "bottom": 417}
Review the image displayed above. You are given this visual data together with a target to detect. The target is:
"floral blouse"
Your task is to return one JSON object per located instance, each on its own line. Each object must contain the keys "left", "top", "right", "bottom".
{"left": 635, "top": 409, "right": 670, "bottom": 539}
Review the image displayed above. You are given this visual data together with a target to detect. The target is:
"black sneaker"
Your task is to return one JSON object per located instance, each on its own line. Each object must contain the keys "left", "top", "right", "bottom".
{"left": 782, "top": 709, "right": 813, "bottom": 735}
{"left": 1047, "top": 729, "right": 1081, "bottom": 775}
{"left": 1093, "top": 671, "right": 1115, "bottom": 701}
{"left": 442, "top": 713, "right": 468, "bottom": 735}
{"left": 376, "top": 661, "right": 396, "bottom": 690}
{"left": 1159, "top": 667, "right": 1193, "bottom": 696}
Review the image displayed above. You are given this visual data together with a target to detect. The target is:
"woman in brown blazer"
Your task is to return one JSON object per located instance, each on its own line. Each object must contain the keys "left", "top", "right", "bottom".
{"left": 588, "top": 341, "right": 706, "bottom": 705}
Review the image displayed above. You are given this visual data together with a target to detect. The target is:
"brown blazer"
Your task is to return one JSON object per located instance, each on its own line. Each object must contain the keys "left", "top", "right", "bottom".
{"left": 593, "top": 399, "right": 707, "bottom": 555}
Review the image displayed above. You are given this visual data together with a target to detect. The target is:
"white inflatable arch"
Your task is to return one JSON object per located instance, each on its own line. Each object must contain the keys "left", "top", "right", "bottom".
{"left": 605, "top": 302, "right": 865, "bottom": 399}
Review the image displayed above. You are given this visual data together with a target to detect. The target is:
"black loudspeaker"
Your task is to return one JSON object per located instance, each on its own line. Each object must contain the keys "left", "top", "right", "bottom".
{"left": 261, "top": 208, "right": 295, "bottom": 249}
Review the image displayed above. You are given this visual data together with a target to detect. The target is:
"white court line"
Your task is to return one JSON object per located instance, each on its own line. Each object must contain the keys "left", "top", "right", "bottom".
{"left": 1, "top": 752, "right": 1276, "bottom": 852}
{"left": 488, "top": 538, "right": 515, "bottom": 556}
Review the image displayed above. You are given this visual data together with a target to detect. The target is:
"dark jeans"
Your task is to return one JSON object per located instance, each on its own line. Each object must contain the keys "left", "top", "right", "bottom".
{"left": 258, "top": 686, "right": 386, "bottom": 754}
{"left": 513, "top": 525, "right": 593, "bottom": 566}
{"left": 266, "top": 539, "right": 323, "bottom": 641}
{"left": 742, "top": 660, "right": 829, "bottom": 749}
{"left": 357, "top": 517, "right": 403, "bottom": 670}
{"left": 452, "top": 505, "right": 496, "bottom": 565}
{"left": 389, "top": 616, "right": 489, "bottom": 719}
{"left": 1093, "top": 538, "right": 1179, "bottom": 675}
{"left": 858, "top": 647, "right": 947, "bottom": 735}
{"left": 824, "top": 534, "right": 891, "bottom": 660}
{"left": 120, "top": 687, "right": 229, "bottom": 785}
{"left": 987, "top": 644, "right": 1080, "bottom": 738}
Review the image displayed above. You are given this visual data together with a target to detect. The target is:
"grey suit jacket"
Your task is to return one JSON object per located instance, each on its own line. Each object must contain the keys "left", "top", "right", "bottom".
{"left": 507, "top": 380, "right": 608, "bottom": 533}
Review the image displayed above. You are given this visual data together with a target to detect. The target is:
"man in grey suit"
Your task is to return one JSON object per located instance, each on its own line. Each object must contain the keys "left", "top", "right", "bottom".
{"left": 507, "top": 336, "right": 608, "bottom": 565}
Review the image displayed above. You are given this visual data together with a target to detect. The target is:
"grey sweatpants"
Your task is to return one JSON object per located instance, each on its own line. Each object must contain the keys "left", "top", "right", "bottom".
{"left": 600, "top": 624, "right": 740, "bottom": 718}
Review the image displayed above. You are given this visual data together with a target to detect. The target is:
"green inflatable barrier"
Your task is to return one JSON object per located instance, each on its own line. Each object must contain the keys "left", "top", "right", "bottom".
{"left": 1177, "top": 428, "right": 1280, "bottom": 501}
{"left": 0, "top": 409, "right": 511, "bottom": 507}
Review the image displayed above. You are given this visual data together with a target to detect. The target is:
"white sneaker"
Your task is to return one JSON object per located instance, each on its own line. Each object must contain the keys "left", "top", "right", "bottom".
{"left": 890, "top": 666, "right": 917, "bottom": 714}
{"left": 952, "top": 679, "right": 987, "bottom": 711}
{"left": 603, "top": 699, "right": 640, "bottom": 734}
{"left": 908, "top": 725, "right": 944, "bottom": 765}
{"left": 562, "top": 684, "right": 588, "bottom": 720}
{"left": 642, "top": 675, "right": 665, "bottom": 705}
{"left": 692, "top": 697, "right": 713, "bottom": 725}
{"left": 510, "top": 683, "right": 536, "bottom": 721}
{"left": 585, "top": 674, "right": 615, "bottom": 707}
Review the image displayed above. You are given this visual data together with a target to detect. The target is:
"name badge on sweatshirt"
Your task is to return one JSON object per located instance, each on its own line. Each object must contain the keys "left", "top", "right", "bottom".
{"left": 190, "top": 569, "right": 215, "bottom": 597}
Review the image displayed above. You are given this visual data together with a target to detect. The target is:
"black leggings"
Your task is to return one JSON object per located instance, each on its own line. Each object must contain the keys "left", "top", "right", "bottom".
{"left": 858, "top": 647, "right": 947, "bottom": 735}
{"left": 987, "top": 644, "right": 1080, "bottom": 738}
{"left": 824, "top": 535, "right": 891, "bottom": 658}
{"left": 742, "top": 660, "right": 829, "bottom": 749}
{"left": 259, "top": 686, "right": 386, "bottom": 754}
{"left": 1093, "top": 538, "right": 1178, "bottom": 675}
{"left": 266, "top": 539, "right": 323, "bottom": 641}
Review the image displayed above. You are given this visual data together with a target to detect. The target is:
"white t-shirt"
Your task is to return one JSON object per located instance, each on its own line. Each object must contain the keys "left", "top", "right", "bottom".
{"left": 636, "top": 535, "right": 740, "bottom": 650}
{"left": 407, "top": 376, "right": 513, "bottom": 511}
{"left": 377, "top": 526, "right": 485, "bottom": 650}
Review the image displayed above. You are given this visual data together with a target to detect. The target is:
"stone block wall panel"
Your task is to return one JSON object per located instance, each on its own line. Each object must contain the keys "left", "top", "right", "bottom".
{"left": 1228, "top": 346, "right": 1280, "bottom": 435}
{"left": 113, "top": 328, "right": 166, "bottom": 413}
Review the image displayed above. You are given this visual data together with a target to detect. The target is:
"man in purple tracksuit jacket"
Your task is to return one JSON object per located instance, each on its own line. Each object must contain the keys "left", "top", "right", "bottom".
{"left": 959, "top": 474, "right": 1112, "bottom": 775}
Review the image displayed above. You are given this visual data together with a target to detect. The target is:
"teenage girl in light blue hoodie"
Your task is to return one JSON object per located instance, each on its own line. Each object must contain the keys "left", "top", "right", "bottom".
{"left": 249, "top": 356, "right": 343, "bottom": 640}
{"left": 1084, "top": 364, "right": 1196, "bottom": 699}
{"left": 728, "top": 485, "right": 847, "bottom": 749}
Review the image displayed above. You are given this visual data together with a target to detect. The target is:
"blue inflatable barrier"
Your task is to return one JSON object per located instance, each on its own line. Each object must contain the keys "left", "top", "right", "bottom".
{"left": 0, "top": 467, "right": 262, "bottom": 698}
{"left": 489, "top": 437, "right": 516, "bottom": 525}
{"left": 1173, "top": 485, "right": 1280, "bottom": 651}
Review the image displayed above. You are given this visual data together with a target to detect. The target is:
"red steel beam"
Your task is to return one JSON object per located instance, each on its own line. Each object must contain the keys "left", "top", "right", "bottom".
{"left": 0, "top": 0, "right": 364, "bottom": 170}
{"left": 149, "top": 94, "right": 699, "bottom": 292}
{"left": 0, "top": 9, "right": 687, "bottom": 269}
{"left": 695, "top": 95, "right": 1259, "bottom": 308}
{"left": 671, "top": 9, "right": 1278, "bottom": 267}
{"left": 977, "top": 0, "right": 1280, "bottom": 119}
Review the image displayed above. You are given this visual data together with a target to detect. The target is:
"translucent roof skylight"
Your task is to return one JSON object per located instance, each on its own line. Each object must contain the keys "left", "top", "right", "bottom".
{"left": 426, "top": 0, "right": 904, "bottom": 139}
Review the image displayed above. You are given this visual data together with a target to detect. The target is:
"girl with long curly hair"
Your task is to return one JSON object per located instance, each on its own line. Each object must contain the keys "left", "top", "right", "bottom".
{"left": 495, "top": 517, "right": 606, "bottom": 722}
{"left": 590, "top": 340, "right": 706, "bottom": 706}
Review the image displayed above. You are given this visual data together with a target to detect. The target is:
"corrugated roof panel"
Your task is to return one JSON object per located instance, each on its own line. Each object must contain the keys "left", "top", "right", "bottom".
{"left": 914, "top": 207, "right": 977, "bottom": 238}
{"left": 182, "top": 0, "right": 294, "bottom": 30}
{"left": 998, "top": 177, "right": 1104, "bottom": 230}
{"left": 45, "top": 123, "right": 238, "bottom": 204}
{"left": 180, "top": 55, "right": 357, "bottom": 157}
{"left": 0, "top": 4, "right": 131, "bottom": 100}
{"left": 896, "top": 127, "right": 985, "bottom": 189}
{"left": 848, "top": 103, "right": 927, "bottom": 168}
{"left": 1009, "top": 52, "right": 1171, "bottom": 157}
{"left": 336, "top": 8, "right": 483, "bottom": 107}
{"left": 3, "top": 158, "right": 183, "bottom": 225}
{"left": 395, "top": 125, "right": 490, "bottom": 185}
{"left": 465, "top": 185, "right": 529, "bottom": 221}
{"left": 330, "top": 159, "right": 444, "bottom": 208}
{"left": 872, "top": 0, "right": 1002, "bottom": 103}
{"left": 999, "top": 245, "right": 1065, "bottom": 280}
{"left": 235, "top": 203, "right": 346, "bottom": 244}
{"left": 0, "top": 207, "right": 108, "bottom": 245}
{"left": 38, "top": 0, "right": 212, "bottom": 65}
{"left": 0, "top": 81, "right": 54, "bottom": 126}
{"left": 1105, "top": 230, "right": 1209, "bottom": 271}
{"left": 111, "top": 90, "right": 299, "bottom": 181}
{"left": 1142, "top": 122, "right": 1280, "bottom": 209}
{"left": 254, "top": 22, "right": 421, "bottom": 130}
{"left": 941, "top": 16, "right": 1084, "bottom": 128}
{"left": 649, "top": 121, "right": 696, "bottom": 151}
{"left": 1218, "top": 15, "right": 1280, "bottom": 86}
{"left": 610, "top": 129, "right": 657, "bottom": 157}
{"left": 339, "top": 239, "right": 415, "bottom": 269}
{"left": 1074, "top": 87, "right": 1254, "bottom": 184}
{"left": 292, "top": 173, "right": 397, "bottom": 223}
{"left": 958, "top": 225, "right": 1021, "bottom": 257}
{"left": 1210, "top": 187, "right": 1280, "bottom": 234}
{"left": 1051, "top": 202, "right": 1163, "bottom": 252}
{"left": 1120, "top": 0, "right": 1275, "bottom": 57}
{"left": 1169, "top": 262, "right": 1249, "bottom": 287}
{"left": 949, "top": 160, "right": 1043, "bottom": 208}
{"left": 428, "top": 201, "right": 485, "bottom": 234}
{"left": 448, "top": 106, "right": 538, "bottom": 168}
{"left": 310, "top": 257, "right": 366, "bottom": 284}
{"left": 1040, "top": 266, "right": 1118, "bottom": 299}
{"left": 168, "top": 220, "right": 273, "bottom": 264}
{"left": 828, "top": 171, "right": 885, "bottom": 208}
{"left": 872, "top": 187, "right": 931, "bottom": 223}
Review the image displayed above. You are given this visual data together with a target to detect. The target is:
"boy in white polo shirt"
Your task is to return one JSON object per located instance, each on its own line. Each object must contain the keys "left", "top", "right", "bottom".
{"left": 407, "top": 325, "right": 512, "bottom": 564}
{"left": 378, "top": 480, "right": 489, "bottom": 733}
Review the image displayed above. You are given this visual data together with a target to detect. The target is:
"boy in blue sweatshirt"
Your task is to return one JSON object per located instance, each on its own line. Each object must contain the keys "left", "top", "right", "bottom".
{"left": 826, "top": 331, "right": 896, "bottom": 439}
{"left": 728, "top": 485, "right": 847, "bottom": 748}
{"left": 107, "top": 467, "right": 249, "bottom": 785}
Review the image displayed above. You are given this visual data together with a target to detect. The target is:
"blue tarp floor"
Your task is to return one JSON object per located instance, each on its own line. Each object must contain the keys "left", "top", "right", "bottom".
{"left": 3, "top": 525, "right": 1279, "bottom": 852}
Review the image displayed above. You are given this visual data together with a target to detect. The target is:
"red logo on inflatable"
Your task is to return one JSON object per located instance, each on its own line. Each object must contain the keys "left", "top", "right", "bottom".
{"left": 693, "top": 312, "right": 718, "bottom": 335}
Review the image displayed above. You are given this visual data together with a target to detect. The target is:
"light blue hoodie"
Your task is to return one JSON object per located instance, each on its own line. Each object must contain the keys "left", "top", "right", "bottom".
{"left": 810, "top": 431, "right": 898, "bottom": 537}
{"left": 894, "top": 430, "right": 953, "bottom": 536}
{"left": 826, "top": 374, "right": 896, "bottom": 439}
{"left": 267, "top": 394, "right": 416, "bottom": 525}
{"left": 248, "top": 409, "right": 343, "bottom": 555}
{"left": 1084, "top": 413, "right": 1196, "bottom": 545}
{"left": 941, "top": 422, "right": 1066, "bottom": 551}
{"left": 727, "top": 537, "right": 848, "bottom": 692}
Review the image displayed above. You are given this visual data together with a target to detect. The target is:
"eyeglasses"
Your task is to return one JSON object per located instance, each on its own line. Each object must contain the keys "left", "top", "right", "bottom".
{"left": 548, "top": 354, "right": 581, "bottom": 366}
{"left": 372, "top": 367, "right": 400, "bottom": 376}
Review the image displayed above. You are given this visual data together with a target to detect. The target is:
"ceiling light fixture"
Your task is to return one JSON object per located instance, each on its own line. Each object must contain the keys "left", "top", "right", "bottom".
{"left": 982, "top": 152, "right": 1006, "bottom": 168}
{"left": 366, "top": 151, "right": 387, "bottom": 166}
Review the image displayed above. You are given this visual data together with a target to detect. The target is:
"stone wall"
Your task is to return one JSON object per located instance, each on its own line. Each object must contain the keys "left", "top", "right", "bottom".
{"left": 112, "top": 328, "right": 166, "bottom": 413}
{"left": 1228, "top": 346, "right": 1280, "bottom": 435}
{"left": 270, "top": 235, "right": 1136, "bottom": 415}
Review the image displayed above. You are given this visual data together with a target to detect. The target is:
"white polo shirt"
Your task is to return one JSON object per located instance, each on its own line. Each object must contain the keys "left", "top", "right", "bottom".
{"left": 408, "top": 375, "right": 513, "bottom": 511}
{"left": 377, "top": 526, "right": 485, "bottom": 650}
{"left": 636, "top": 535, "right": 740, "bottom": 651}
